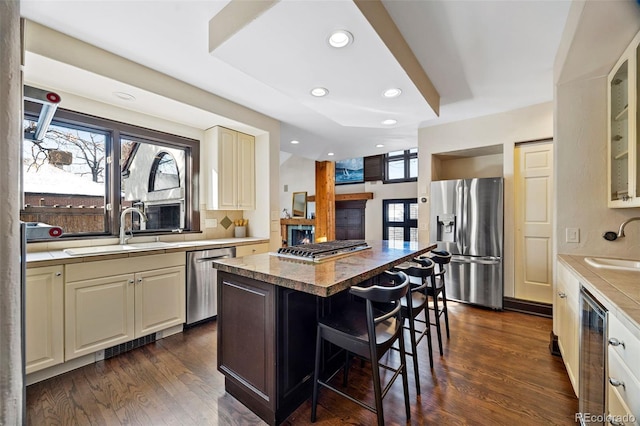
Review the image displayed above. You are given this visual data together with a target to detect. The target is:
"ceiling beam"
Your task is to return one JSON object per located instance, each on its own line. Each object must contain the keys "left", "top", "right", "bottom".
{"left": 208, "top": 0, "right": 279, "bottom": 53}
{"left": 353, "top": 0, "right": 440, "bottom": 116}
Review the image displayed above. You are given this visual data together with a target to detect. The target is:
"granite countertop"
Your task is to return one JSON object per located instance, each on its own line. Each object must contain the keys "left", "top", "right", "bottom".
{"left": 26, "top": 237, "right": 270, "bottom": 268}
{"left": 558, "top": 254, "right": 640, "bottom": 339}
{"left": 213, "top": 240, "right": 437, "bottom": 297}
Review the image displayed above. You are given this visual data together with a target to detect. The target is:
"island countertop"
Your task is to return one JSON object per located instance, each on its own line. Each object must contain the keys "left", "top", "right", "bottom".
{"left": 213, "top": 240, "right": 437, "bottom": 297}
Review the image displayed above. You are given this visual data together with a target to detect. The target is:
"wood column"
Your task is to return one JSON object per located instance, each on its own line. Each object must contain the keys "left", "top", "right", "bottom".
{"left": 314, "top": 161, "right": 335, "bottom": 242}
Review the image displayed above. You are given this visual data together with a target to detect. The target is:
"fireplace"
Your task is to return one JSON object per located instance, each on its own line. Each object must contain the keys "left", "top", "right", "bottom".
{"left": 287, "top": 224, "right": 314, "bottom": 246}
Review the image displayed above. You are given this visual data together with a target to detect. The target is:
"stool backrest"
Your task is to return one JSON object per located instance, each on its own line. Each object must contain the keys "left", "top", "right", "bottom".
{"left": 350, "top": 270, "right": 409, "bottom": 304}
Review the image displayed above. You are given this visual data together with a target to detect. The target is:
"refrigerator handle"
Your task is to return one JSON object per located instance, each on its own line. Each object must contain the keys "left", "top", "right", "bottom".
{"left": 456, "top": 181, "right": 464, "bottom": 254}
{"left": 451, "top": 255, "right": 501, "bottom": 265}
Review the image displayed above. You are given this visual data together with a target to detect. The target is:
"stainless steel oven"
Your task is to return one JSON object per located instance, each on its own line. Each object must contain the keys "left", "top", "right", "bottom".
{"left": 578, "top": 286, "right": 608, "bottom": 425}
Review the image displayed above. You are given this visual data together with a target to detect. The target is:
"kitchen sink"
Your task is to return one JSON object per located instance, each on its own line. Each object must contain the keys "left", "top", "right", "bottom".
{"left": 64, "top": 241, "right": 175, "bottom": 256}
{"left": 584, "top": 257, "right": 640, "bottom": 272}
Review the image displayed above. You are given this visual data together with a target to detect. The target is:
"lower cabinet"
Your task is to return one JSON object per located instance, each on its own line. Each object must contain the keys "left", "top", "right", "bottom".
{"left": 555, "top": 261, "right": 580, "bottom": 395}
{"left": 65, "top": 253, "right": 185, "bottom": 361}
{"left": 25, "top": 266, "right": 64, "bottom": 374}
{"left": 607, "top": 313, "right": 640, "bottom": 424}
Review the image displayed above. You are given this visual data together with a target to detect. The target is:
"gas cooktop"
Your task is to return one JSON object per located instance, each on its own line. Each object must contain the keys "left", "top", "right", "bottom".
{"left": 275, "top": 240, "right": 370, "bottom": 262}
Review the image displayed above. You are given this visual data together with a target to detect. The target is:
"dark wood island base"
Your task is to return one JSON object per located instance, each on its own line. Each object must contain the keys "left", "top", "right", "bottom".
{"left": 214, "top": 241, "right": 435, "bottom": 425}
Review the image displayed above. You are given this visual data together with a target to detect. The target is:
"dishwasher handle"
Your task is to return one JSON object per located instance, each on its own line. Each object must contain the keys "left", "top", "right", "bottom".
{"left": 195, "top": 255, "right": 231, "bottom": 263}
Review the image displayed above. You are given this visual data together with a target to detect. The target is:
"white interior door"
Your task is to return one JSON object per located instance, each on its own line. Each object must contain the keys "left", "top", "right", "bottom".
{"left": 514, "top": 141, "right": 554, "bottom": 303}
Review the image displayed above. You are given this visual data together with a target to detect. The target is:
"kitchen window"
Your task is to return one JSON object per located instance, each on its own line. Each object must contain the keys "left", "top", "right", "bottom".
{"left": 383, "top": 199, "right": 418, "bottom": 242}
{"left": 384, "top": 148, "right": 417, "bottom": 183}
{"left": 21, "top": 102, "right": 200, "bottom": 239}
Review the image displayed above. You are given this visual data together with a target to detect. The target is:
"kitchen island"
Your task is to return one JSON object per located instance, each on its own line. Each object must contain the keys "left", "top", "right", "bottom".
{"left": 213, "top": 240, "right": 436, "bottom": 425}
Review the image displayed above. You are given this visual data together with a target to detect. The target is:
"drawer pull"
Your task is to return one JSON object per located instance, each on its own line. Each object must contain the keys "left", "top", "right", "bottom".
{"left": 609, "top": 377, "right": 625, "bottom": 389}
{"left": 558, "top": 292, "right": 567, "bottom": 298}
{"left": 608, "top": 337, "right": 625, "bottom": 349}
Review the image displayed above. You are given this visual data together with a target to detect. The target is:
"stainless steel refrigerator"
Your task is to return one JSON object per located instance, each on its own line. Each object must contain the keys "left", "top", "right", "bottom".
{"left": 430, "top": 177, "right": 503, "bottom": 309}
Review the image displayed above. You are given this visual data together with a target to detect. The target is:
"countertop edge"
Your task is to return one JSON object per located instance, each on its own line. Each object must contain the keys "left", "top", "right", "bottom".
{"left": 215, "top": 243, "right": 437, "bottom": 297}
{"left": 26, "top": 237, "right": 270, "bottom": 268}
{"left": 558, "top": 254, "right": 640, "bottom": 340}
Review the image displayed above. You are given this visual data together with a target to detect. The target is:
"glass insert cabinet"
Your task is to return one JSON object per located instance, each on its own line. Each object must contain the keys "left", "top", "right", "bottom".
{"left": 608, "top": 29, "right": 640, "bottom": 208}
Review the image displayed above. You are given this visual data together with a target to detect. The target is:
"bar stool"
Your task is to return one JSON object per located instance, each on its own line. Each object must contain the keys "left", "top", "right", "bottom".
{"left": 415, "top": 250, "right": 451, "bottom": 356}
{"left": 391, "top": 259, "right": 436, "bottom": 394}
{"left": 311, "top": 271, "right": 411, "bottom": 426}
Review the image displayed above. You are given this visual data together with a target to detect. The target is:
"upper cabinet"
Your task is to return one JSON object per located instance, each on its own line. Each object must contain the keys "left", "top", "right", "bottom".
{"left": 204, "top": 126, "right": 255, "bottom": 210}
{"left": 608, "top": 30, "right": 640, "bottom": 208}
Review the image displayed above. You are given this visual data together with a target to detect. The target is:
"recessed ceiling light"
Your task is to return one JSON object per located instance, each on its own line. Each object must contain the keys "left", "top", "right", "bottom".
{"left": 311, "top": 87, "right": 329, "bottom": 97}
{"left": 290, "top": 140, "right": 300, "bottom": 144}
{"left": 113, "top": 91, "right": 135, "bottom": 101}
{"left": 383, "top": 88, "right": 402, "bottom": 98}
{"left": 382, "top": 119, "right": 397, "bottom": 125}
{"left": 376, "top": 144, "right": 385, "bottom": 148}
{"left": 327, "top": 152, "right": 335, "bottom": 156}
{"left": 328, "top": 30, "right": 353, "bottom": 48}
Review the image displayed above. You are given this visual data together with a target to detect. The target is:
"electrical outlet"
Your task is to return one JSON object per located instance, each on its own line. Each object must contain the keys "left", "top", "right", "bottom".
{"left": 566, "top": 228, "right": 580, "bottom": 243}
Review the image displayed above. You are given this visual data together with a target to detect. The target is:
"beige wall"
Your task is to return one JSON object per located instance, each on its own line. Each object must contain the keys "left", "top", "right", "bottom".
{"left": 433, "top": 153, "right": 503, "bottom": 181}
{"left": 555, "top": 1, "right": 640, "bottom": 259}
{"left": 418, "top": 102, "right": 554, "bottom": 298}
{"left": 0, "top": 3, "right": 24, "bottom": 423}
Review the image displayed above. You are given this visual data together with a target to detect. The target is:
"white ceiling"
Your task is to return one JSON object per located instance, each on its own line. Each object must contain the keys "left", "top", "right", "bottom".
{"left": 20, "top": 0, "right": 571, "bottom": 161}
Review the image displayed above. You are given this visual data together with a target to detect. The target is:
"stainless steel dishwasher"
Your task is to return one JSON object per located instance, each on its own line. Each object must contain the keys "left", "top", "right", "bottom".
{"left": 186, "top": 247, "right": 236, "bottom": 325}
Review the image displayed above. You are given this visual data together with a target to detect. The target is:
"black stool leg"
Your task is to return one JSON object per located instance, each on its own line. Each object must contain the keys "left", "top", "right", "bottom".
{"left": 311, "top": 328, "right": 322, "bottom": 422}
{"left": 397, "top": 326, "right": 411, "bottom": 421}
{"left": 432, "top": 288, "right": 444, "bottom": 357}
{"left": 405, "top": 316, "right": 421, "bottom": 395}
{"left": 424, "top": 309, "right": 434, "bottom": 368}
{"left": 441, "top": 285, "right": 451, "bottom": 339}
{"left": 370, "top": 352, "right": 385, "bottom": 426}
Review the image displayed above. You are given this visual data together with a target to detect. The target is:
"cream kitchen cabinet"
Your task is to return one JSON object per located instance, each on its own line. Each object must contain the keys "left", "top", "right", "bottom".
{"left": 204, "top": 126, "right": 255, "bottom": 210}
{"left": 25, "top": 265, "right": 64, "bottom": 374}
{"left": 608, "top": 29, "right": 640, "bottom": 207}
{"left": 235, "top": 242, "right": 269, "bottom": 257}
{"left": 607, "top": 313, "right": 640, "bottom": 425}
{"left": 65, "top": 253, "right": 185, "bottom": 360}
{"left": 555, "top": 261, "right": 580, "bottom": 395}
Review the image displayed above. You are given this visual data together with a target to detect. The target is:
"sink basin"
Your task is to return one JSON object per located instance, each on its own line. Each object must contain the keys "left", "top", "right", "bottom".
{"left": 64, "top": 241, "right": 175, "bottom": 256}
{"left": 125, "top": 241, "right": 174, "bottom": 249}
{"left": 584, "top": 257, "right": 640, "bottom": 272}
{"left": 64, "top": 245, "right": 131, "bottom": 256}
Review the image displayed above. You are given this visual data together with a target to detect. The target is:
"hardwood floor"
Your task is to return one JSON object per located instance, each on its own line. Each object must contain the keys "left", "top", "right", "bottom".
{"left": 26, "top": 302, "right": 578, "bottom": 425}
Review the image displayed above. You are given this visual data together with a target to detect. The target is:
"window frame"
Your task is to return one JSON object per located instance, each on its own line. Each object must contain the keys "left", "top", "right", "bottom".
{"left": 383, "top": 149, "right": 418, "bottom": 183}
{"left": 22, "top": 101, "right": 200, "bottom": 240}
{"left": 382, "top": 198, "right": 418, "bottom": 242}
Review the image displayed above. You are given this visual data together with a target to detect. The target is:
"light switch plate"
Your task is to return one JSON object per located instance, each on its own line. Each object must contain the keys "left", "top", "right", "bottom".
{"left": 566, "top": 228, "right": 580, "bottom": 243}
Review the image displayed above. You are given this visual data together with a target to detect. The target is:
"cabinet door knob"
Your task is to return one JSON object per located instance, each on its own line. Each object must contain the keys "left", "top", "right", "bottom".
{"left": 137, "top": 278, "right": 143, "bottom": 283}
{"left": 55, "top": 272, "right": 62, "bottom": 276}
{"left": 557, "top": 291, "right": 567, "bottom": 298}
{"left": 609, "top": 377, "right": 625, "bottom": 389}
{"left": 609, "top": 419, "right": 625, "bottom": 426}
{"left": 128, "top": 279, "right": 134, "bottom": 284}
{"left": 608, "top": 337, "right": 626, "bottom": 349}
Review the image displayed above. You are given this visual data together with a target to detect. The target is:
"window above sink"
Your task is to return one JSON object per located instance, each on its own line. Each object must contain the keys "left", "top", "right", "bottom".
{"left": 22, "top": 101, "right": 200, "bottom": 241}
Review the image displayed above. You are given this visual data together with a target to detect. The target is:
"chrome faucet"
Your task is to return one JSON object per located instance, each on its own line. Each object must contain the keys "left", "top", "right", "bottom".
{"left": 119, "top": 207, "right": 148, "bottom": 245}
{"left": 617, "top": 217, "right": 640, "bottom": 238}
